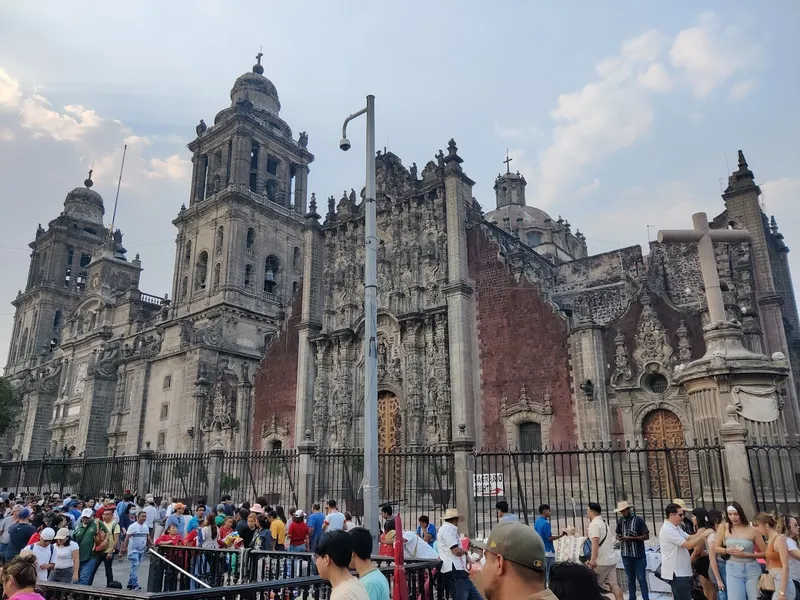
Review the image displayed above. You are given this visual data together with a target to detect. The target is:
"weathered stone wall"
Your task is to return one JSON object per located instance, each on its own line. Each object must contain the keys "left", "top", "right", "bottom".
{"left": 252, "top": 287, "right": 302, "bottom": 449}
{"left": 467, "top": 224, "right": 576, "bottom": 449}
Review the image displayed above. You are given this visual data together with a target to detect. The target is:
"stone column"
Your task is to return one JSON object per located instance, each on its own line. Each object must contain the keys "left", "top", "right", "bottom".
{"left": 236, "top": 376, "right": 254, "bottom": 452}
{"left": 195, "top": 154, "right": 209, "bottom": 202}
{"left": 453, "top": 427, "right": 476, "bottom": 537}
{"left": 297, "top": 431, "right": 317, "bottom": 510}
{"left": 189, "top": 153, "right": 200, "bottom": 205}
{"left": 220, "top": 143, "right": 231, "bottom": 189}
{"left": 255, "top": 147, "right": 268, "bottom": 195}
{"left": 206, "top": 439, "right": 225, "bottom": 504}
{"left": 231, "top": 135, "right": 250, "bottom": 186}
{"left": 719, "top": 409, "right": 756, "bottom": 517}
{"left": 294, "top": 165, "right": 309, "bottom": 214}
{"left": 138, "top": 443, "right": 154, "bottom": 495}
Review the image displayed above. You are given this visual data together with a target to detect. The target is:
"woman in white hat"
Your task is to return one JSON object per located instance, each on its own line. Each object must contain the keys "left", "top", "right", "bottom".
{"left": 49, "top": 528, "right": 79, "bottom": 583}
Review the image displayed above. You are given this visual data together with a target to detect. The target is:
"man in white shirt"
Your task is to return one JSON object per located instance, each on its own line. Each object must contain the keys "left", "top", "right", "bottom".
{"left": 658, "top": 503, "right": 713, "bottom": 600}
{"left": 586, "top": 502, "right": 622, "bottom": 600}
{"left": 438, "top": 508, "right": 483, "bottom": 600}
{"left": 323, "top": 500, "right": 346, "bottom": 531}
{"left": 25, "top": 527, "right": 56, "bottom": 582}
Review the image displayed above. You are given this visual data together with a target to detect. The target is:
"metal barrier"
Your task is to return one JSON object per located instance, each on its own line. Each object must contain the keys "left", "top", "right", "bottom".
{"left": 747, "top": 440, "right": 800, "bottom": 515}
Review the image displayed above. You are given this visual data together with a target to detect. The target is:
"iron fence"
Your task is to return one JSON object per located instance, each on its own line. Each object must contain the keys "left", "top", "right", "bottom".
{"left": 747, "top": 440, "right": 800, "bottom": 515}
{"left": 474, "top": 439, "right": 729, "bottom": 539}
{"left": 220, "top": 450, "right": 299, "bottom": 508}
{"left": 313, "top": 447, "right": 456, "bottom": 526}
{"left": 148, "top": 453, "right": 209, "bottom": 506}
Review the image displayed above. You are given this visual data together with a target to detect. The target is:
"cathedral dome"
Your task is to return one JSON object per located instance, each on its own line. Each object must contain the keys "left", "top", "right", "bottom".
{"left": 230, "top": 60, "right": 281, "bottom": 117}
{"left": 485, "top": 203, "right": 555, "bottom": 230}
{"left": 63, "top": 174, "right": 105, "bottom": 226}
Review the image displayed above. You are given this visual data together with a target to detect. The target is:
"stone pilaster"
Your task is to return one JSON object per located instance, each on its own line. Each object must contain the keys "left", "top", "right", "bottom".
{"left": 138, "top": 443, "right": 154, "bottom": 495}
{"left": 236, "top": 376, "right": 254, "bottom": 452}
{"left": 452, "top": 427, "right": 476, "bottom": 537}
{"left": 296, "top": 430, "right": 317, "bottom": 511}
{"left": 255, "top": 148, "right": 268, "bottom": 195}
{"left": 231, "top": 135, "right": 250, "bottom": 186}
{"left": 78, "top": 373, "right": 118, "bottom": 457}
{"left": 206, "top": 439, "right": 225, "bottom": 504}
{"left": 295, "top": 203, "right": 323, "bottom": 442}
{"left": 294, "top": 165, "right": 309, "bottom": 214}
{"left": 569, "top": 317, "right": 611, "bottom": 443}
{"left": 718, "top": 411, "right": 756, "bottom": 518}
{"left": 442, "top": 141, "right": 480, "bottom": 440}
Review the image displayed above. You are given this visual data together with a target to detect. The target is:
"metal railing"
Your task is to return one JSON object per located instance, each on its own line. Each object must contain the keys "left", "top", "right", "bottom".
{"left": 148, "top": 453, "right": 209, "bottom": 506}
{"left": 747, "top": 440, "right": 800, "bottom": 515}
{"left": 474, "top": 439, "right": 728, "bottom": 538}
{"left": 220, "top": 450, "right": 299, "bottom": 508}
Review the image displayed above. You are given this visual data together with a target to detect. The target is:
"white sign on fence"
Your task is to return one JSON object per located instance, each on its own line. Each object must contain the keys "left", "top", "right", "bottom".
{"left": 474, "top": 473, "right": 505, "bottom": 497}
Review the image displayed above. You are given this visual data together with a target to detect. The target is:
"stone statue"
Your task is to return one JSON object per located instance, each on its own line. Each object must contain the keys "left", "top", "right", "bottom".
{"left": 112, "top": 229, "right": 123, "bottom": 246}
{"left": 298, "top": 131, "right": 308, "bottom": 149}
{"left": 196, "top": 119, "right": 207, "bottom": 137}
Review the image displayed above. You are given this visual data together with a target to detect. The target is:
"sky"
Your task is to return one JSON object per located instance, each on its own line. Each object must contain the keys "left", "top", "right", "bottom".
{"left": 1, "top": 0, "right": 799, "bottom": 367}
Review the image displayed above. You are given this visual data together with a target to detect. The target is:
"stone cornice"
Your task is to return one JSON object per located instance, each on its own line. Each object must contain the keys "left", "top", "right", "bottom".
{"left": 442, "top": 281, "right": 473, "bottom": 297}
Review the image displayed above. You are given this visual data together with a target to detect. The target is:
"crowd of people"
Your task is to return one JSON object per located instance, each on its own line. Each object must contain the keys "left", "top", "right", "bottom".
{"left": 0, "top": 485, "right": 798, "bottom": 600}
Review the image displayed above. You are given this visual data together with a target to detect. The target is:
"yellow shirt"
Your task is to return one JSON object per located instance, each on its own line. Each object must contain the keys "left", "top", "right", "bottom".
{"left": 270, "top": 519, "right": 286, "bottom": 545}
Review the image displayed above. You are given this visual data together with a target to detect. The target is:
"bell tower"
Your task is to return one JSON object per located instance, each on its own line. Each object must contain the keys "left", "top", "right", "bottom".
{"left": 171, "top": 53, "right": 313, "bottom": 331}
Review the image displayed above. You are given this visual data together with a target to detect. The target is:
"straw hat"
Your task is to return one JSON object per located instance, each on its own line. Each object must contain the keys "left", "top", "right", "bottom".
{"left": 442, "top": 508, "right": 463, "bottom": 521}
{"left": 614, "top": 501, "right": 633, "bottom": 513}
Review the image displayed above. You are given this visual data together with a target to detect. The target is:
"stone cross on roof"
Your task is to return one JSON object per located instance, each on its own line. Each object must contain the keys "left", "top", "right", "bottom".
{"left": 503, "top": 149, "right": 512, "bottom": 174}
{"left": 658, "top": 212, "right": 749, "bottom": 323}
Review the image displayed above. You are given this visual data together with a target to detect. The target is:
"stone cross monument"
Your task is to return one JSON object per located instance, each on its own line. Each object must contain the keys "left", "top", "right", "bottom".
{"left": 658, "top": 213, "right": 790, "bottom": 515}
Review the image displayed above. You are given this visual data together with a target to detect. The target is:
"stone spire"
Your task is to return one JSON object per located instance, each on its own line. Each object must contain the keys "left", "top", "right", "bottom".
{"left": 724, "top": 149, "right": 757, "bottom": 194}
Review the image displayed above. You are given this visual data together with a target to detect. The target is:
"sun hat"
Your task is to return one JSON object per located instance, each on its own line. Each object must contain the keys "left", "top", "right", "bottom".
{"left": 250, "top": 503, "right": 264, "bottom": 514}
{"left": 441, "top": 508, "right": 462, "bottom": 521}
{"left": 614, "top": 501, "right": 633, "bottom": 512}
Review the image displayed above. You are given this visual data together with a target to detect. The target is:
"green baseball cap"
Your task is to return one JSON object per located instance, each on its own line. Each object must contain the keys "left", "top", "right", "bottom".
{"left": 478, "top": 521, "right": 546, "bottom": 571}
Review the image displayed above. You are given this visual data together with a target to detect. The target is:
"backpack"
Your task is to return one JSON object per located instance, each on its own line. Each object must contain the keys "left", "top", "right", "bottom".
{"left": 580, "top": 520, "right": 608, "bottom": 563}
{"left": 27, "top": 543, "right": 54, "bottom": 564}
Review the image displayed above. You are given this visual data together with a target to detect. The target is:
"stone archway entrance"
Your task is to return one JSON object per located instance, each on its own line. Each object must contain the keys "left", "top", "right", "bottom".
{"left": 378, "top": 391, "right": 402, "bottom": 501}
{"left": 643, "top": 409, "right": 691, "bottom": 499}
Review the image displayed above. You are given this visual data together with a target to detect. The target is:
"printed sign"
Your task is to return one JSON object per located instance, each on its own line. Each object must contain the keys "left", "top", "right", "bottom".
{"left": 474, "top": 473, "right": 505, "bottom": 497}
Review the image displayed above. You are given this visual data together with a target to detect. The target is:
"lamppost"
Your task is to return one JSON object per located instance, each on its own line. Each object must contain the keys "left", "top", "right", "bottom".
{"left": 340, "top": 95, "right": 379, "bottom": 547}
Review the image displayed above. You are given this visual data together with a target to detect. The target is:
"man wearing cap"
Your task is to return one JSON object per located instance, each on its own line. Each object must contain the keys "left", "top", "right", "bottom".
{"left": 6, "top": 507, "right": 36, "bottom": 561}
{"left": 25, "top": 527, "right": 56, "bottom": 582}
{"left": 614, "top": 500, "right": 650, "bottom": 600}
{"left": 73, "top": 507, "right": 99, "bottom": 584}
{"left": 438, "top": 508, "right": 482, "bottom": 600}
{"left": 480, "top": 520, "right": 557, "bottom": 600}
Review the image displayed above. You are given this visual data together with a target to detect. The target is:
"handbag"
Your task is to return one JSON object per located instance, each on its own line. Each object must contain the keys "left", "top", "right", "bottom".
{"left": 758, "top": 572, "right": 775, "bottom": 592}
{"left": 580, "top": 520, "right": 608, "bottom": 563}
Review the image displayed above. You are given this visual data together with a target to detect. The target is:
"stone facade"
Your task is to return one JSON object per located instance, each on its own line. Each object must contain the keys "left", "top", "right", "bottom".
{"left": 5, "top": 59, "right": 798, "bottom": 458}
{"left": 3, "top": 58, "right": 311, "bottom": 458}
{"left": 254, "top": 144, "right": 799, "bottom": 452}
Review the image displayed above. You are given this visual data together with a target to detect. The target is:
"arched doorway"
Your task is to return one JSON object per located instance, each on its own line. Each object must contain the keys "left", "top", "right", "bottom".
{"left": 643, "top": 409, "right": 690, "bottom": 499}
{"left": 378, "top": 391, "right": 402, "bottom": 501}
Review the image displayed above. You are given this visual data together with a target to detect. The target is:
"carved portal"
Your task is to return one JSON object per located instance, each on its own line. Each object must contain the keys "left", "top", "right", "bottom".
{"left": 642, "top": 409, "right": 690, "bottom": 498}
{"left": 632, "top": 296, "right": 673, "bottom": 369}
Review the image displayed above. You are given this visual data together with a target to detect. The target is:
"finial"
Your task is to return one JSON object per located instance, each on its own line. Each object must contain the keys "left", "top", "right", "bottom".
{"left": 253, "top": 48, "right": 264, "bottom": 75}
{"left": 737, "top": 149, "right": 747, "bottom": 168}
{"left": 309, "top": 192, "right": 317, "bottom": 213}
{"left": 84, "top": 169, "right": 94, "bottom": 188}
{"left": 503, "top": 149, "right": 512, "bottom": 174}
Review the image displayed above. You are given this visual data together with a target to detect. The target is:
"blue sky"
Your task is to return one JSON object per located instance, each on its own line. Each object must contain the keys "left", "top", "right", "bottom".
{"left": 1, "top": 0, "right": 798, "bottom": 365}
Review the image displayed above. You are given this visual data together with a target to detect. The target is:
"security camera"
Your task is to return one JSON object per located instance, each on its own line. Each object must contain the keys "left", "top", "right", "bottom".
{"left": 339, "top": 137, "right": 351, "bottom": 152}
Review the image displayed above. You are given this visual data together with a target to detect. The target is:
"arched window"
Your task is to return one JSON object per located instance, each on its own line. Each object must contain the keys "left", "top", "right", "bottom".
{"left": 184, "top": 240, "right": 192, "bottom": 267}
{"left": 212, "top": 263, "right": 221, "bottom": 291}
{"left": 292, "top": 246, "right": 301, "bottom": 270}
{"left": 526, "top": 231, "right": 542, "bottom": 247}
{"left": 249, "top": 141, "right": 260, "bottom": 192}
{"left": 518, "top": 422, "right": 542, "bottom": 452}
{"left": 53, "top": 310, "right": 62, "bottom": 330}
{"left": 195, "top": 251, "right": 208, "bottom": 290}
{"left": 181, "top": 277, "right": 188, "bottom": 299}
{"left": 19, "top": 328, "right": 29, "bottom": 360}
{"left": 270, "top": 440, "right": 283, "bottom": 451}
{"left": 264, "top": 255, "right": 281, "bottom": 294}
{"left": 292, "top": 281, "right": 299, "bottom": 295}
{"left": 216, "top": 226, "right": 224, "bottom": 254}
{"left": 246, "top": 228, "right": 255, "bottom": 250}
{"left": 244, "top": 264, "right": 253, "bottom": 288}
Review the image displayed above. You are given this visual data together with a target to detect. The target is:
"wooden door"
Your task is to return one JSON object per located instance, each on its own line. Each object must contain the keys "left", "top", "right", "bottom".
{"left": 643, "top": 409, "right": 690, "bottom": 499}
{"left": 378, "top": 392, "right": 402, "bottom": 501}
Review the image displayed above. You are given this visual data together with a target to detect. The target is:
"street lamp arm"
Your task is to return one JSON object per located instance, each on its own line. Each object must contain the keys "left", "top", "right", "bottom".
{"left": 342, "top": 107, "right": 368, "bottom": 139}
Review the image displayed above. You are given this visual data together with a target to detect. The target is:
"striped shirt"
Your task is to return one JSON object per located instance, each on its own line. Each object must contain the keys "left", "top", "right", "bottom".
{"left": 615, "top": 513, "right": 648, "bottom": 559}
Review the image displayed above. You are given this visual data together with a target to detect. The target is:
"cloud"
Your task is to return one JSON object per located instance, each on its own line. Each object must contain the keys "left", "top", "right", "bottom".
{"left": 669, "top": 11, "right": 759, "bottom": 98}
{"left": 0, "top": 126, "right": 13, "bottom": 140}
{"left": 20, "top": 99, "right": 104, "bottom": 142}
{"left": 638, "top": 63, "right": 673, "bottom": 92}
{"left": 729, "top": 79, "right": 755, "bottom": 101}
{"left": 0, "top": 68, "right": 21, "bottom": 107}
{"left": 147, "top": 155, "right": 191, "bottom": 181}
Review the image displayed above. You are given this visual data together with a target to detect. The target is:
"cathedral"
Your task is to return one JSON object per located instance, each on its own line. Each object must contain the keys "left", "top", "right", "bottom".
{"left": 4, "top": 58, "right": 799, "bottom": 459}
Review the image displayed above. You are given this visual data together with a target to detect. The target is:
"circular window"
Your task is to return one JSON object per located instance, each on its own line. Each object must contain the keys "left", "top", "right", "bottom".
{"left": 645, "top": 373, "right": 668, "bottom": 394}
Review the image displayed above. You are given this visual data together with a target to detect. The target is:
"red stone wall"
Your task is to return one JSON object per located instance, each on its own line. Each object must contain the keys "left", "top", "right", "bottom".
{"left": 252, "top": 287, "right": 302, "bottom": 449}
{"left": 467, "top": 226, "right": 576, "bottom": 449}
